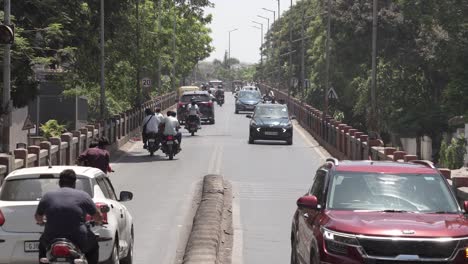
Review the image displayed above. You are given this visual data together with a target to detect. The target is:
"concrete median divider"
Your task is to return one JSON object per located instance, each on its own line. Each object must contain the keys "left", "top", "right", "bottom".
{"left": 182, "top": 175, "right": 229, "bottom": 264}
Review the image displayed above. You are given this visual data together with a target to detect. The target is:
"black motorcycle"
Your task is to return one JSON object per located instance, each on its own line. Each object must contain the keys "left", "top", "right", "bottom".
{"left": 147, "top": 132, "right": 161, "bottom": 156}
{"left": 161, "top": 135, "right": 180, "bottom": 160}
{"left": 216, "top": 97, "right": 224, "bottom": 106}
{"left": 185, "top": 116, "right": 199, "bottom": 136}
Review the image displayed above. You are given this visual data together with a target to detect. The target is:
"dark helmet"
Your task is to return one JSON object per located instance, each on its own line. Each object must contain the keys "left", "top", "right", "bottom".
{"left": 145, "top": 108, "right": 152, "bottom": 115}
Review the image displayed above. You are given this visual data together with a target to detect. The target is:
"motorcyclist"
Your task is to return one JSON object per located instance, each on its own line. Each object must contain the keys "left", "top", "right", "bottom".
{"left": 187, "top": 98, "right": 202, "bottom": 129}
{"left": 162, "top": 111, "right": 182, "bottom": 150}
{"left": 208, "top": 90, "right": 216, "bottom": 101}
{"left": 77, "top": 136, "right": 112, "bottom": 174}
{"left": 154, "top": 107, "right": 164, "bottom": 123}
{"left": 215, "top": 88, "right": 225, "bottom": 102}
{"left": 35, "top": 169, "right": 103, "bottom": 264}
{"left": 141, "top": 108, "right": 160, "bottom": 149}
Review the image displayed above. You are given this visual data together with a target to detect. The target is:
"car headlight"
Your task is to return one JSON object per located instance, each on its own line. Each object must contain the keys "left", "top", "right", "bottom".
{"left": 256, "top": 127, "right": 261, "bottom": 132}
{"left": 322, "top": 228, "right": 359, "bottom": 255}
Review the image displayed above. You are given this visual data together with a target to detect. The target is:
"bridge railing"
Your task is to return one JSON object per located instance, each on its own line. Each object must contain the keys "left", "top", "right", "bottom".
{"left": 0, "top": 92, "right": 177, "bottom": 185}
{"left": 260, "top": 84, "right": 468, "bottom": 201}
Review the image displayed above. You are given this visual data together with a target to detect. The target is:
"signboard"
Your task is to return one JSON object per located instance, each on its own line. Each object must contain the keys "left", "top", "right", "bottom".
{"left": 142, "top": 78, "right": 152, "bottom": 88}
{"left": 22, "top": 115, "right": 35, "bottom": 131}
{"left": 327, "top": 87, "right": 338, "bottom": 100}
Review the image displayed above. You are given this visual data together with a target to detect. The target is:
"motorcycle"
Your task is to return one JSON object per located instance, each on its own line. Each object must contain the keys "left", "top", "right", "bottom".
{"left": 185, "top": 117, "right": 199, "bottom": 136}
{"left": 216, "top": 97, "right": 224, "bottom": 106}
{"left": 39, "top": 206, "right": 109, "bottom": 264}
{"left": 147, "top": 132, "right": 161, "bottom": 156}
{"left": 161, "top": 135, "right": 180, "bottom": 160}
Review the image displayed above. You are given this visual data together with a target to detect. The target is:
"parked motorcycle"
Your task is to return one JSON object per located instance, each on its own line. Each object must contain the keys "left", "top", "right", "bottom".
{"left": 185, "top": 117, "right": 199, "bottom": 136}
{"left": 161, "top": 135, "right": 180, "bottom": 160}
{"left": 147, "top": 132, "right": 161, "bottom": 156}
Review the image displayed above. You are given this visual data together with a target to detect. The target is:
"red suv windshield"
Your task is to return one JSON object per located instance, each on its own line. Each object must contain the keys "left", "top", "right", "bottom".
{"left": 327, "top": 172, "right": 459, "bottom": 213}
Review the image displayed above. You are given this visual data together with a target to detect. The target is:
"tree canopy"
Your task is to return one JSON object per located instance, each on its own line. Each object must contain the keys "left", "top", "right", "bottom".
{"left": 0, "top": 0, "right": 214, "bottom": 118}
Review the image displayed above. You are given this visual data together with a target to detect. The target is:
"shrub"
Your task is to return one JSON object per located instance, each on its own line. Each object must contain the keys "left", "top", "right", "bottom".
{"left": 40, "top": 120, "right": 66, "bottom": 139}
{"left": 439, "top": 134, "right": 467, "bottom": 169}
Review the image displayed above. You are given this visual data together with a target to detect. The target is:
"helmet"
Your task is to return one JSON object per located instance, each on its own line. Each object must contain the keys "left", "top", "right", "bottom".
{"left": 145, "top": 108, "right": 152, "bottom": 115}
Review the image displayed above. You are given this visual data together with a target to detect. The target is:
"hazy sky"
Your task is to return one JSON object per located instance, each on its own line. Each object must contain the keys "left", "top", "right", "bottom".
{"left": 205, "top": 0, "right": 296, "bottom": 64}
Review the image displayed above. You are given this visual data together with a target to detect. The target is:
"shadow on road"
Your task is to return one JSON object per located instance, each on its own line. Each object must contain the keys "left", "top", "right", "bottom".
{"left": 116, "top": 153, "right": 178, "bottom": 164}
{"left": 251, "top": 140, "right": 289, "bottom": 146}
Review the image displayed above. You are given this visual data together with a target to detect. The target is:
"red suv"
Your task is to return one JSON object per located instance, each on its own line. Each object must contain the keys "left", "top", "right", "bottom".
{"left": 291, "top": 159, "right": 468, "bottom": 264}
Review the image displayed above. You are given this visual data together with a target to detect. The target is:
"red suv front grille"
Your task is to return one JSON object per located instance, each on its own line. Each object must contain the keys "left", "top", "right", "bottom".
{"left": 359, "top": 238, "right": 457, "bottom": 259}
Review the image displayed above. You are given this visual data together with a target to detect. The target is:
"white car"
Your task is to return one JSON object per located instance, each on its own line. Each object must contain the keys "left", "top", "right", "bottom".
{"left": 0, "top": 166, "right": 134, "bottom": 264}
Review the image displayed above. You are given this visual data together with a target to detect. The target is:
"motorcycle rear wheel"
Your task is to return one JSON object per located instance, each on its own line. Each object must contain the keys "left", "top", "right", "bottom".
{"left": 168, "top": 145, "right": 174, "bottom": 160}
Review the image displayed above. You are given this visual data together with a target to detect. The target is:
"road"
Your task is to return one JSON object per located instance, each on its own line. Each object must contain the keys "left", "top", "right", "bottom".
{"left": 108, "top": 93, "right": 328, "bottom": 264}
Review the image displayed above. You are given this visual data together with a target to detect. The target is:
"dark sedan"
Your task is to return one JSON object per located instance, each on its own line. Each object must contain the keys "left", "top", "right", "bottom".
{"left": 235, "top": 90, "right": 262, "bottom": 113}
{"left": 247, "top": 104, "right": 293, "bottom": 145}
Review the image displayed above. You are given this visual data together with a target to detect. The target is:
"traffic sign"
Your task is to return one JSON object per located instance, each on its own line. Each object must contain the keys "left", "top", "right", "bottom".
{"left": 142, "top": 78, "right": 152, "bottom": 88}
{"left": 22, "top": 115, "right": 35, "bottom": 131}
{"left": 327, "top": 87, "right": 338, "bottom": 100}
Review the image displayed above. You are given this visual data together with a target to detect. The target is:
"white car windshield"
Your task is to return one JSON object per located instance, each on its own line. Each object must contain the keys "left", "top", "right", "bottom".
{"left": 0, "top": 177, "right": 93, "bottom": 201}
{"left": 327, "top": 172, "right": 459, "bottom": 213}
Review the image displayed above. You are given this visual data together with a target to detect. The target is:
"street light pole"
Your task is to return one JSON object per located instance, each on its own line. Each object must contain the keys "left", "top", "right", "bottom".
{"left": 323, "top": 0, "right": 331, "bottom": 119}
{"left": 172, "top": 4, "right": 177, "bottom": 94}
{"left": 136, "top": 0, "right": 141, "bottom": 106}
{"left": 257, "top": 15, "right": 270, "bottom": 33}
{"left": 157, "top": 0, "right": 162, "bottom": 95}
{"left": 277, "top": 0, "right": 281, "bottom": 19}
{"left": 300, "top": 8, "right": 306, "bottom": 101}
{"left": 252, "top": 25, "right": 263, "bottom": 66}
{"left": 228, "top": 28, "right": 238, "bottom": 65}
{"left": 262, "top": 8, "right": 276, "bottom": 22}
{"left": 370, "top": 0, "right": 378, "bottom": 131}
{"left": 288, "top": 0, "right": 292, "bottom": 101}
{"left": 100, "top": 0, "right": 106, "bottom": 119}
{"left": 252, "top": 21, "right": 264, "bottom": 65}
{"left": 2, "top": 0, "right": 11, "bottom": 153}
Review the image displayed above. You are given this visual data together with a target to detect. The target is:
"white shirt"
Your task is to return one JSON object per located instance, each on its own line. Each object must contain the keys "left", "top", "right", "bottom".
{"left": 155, "top": 113, "right": 164, "bottom": 123}
{"left": 142, "top": 114, "right": 160, "bottom": 133}
{"left": 188, "top": 104, "right": 199, "bottom": 115}
{"left": 162, "top": 116, "right": 180, "bottom": 136}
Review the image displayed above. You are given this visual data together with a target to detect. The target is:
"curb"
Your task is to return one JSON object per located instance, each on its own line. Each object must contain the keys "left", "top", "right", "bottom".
{"left": 183, "top": 175, "right": 225, "bottom": 264}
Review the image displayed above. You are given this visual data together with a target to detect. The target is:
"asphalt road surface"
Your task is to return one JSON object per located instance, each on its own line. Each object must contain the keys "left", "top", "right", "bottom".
{"left": 108, "top": 93, "right": 328, "bottom": 264}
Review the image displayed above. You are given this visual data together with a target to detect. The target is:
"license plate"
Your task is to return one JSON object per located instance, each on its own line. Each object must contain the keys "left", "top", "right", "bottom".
{"left": 167, "top": 141, "right": 174, "bottom": 145}
{"left": 265, "top": 131, "right": 278, "bottom": 136}
{"left": 148, "top": 139, "right": 156, "bottom": 142}
{"left": 24, "top": 241, "right": 40, "bottom": 252}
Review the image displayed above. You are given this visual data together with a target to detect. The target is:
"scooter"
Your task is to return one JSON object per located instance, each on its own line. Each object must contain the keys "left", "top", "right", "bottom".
{"left": 161, "top": 135, "right": 181, "bottom": 160}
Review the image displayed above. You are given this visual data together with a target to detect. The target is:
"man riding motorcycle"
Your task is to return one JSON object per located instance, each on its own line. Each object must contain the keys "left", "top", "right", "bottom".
{"left": 35, "top": 169, "right": 103, "bottom": 264}
{"left": 187, "top": 98, "right": 202, "bottom": 129}
{"left": 162, "top": 111, "right": 182, "bottom": 150}
{"left": 141, "top": 108, "right": 160, "bottom": 149}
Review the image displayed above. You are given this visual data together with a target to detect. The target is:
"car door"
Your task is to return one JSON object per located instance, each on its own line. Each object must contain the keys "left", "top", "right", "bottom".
{"left": 102, "top": 177, "right": 130, "bottom": 251}
{"left": 297, "top": 169, "right": 327, "bottom": 263}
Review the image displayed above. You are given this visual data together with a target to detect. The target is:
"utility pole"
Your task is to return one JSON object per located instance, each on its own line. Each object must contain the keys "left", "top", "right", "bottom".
{"left": 288, "top": 0, "right": 292, "bottom": 102}
{"left": 100, "top": 0, "right": 106, "bottom": 119}
{"left": 157, "top": 0, "right": 162, "bottom": 95}
{"left": 2, "top": 0, "right": 11, "bottom": 153}
{"left": 136, "top": 0, "right": 141, "bottom": 106}
{"left": 172, "top": 4, "right": 177, "bottom": 94}
{"left": 300, "top": 8, "right": 306, "bottom": 102}
{"left": 370, "top": 0, "right": 378, "bottom": 131}
{"left": 277, "top": 0, "right": 281, "bottom": 19}
{"left": 323, "top": 0, "right": 331, "bottom": 119}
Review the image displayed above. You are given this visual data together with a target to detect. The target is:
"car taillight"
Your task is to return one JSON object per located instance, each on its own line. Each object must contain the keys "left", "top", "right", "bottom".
{"left": 51, "top": 244, "right": 71, "bottom": 257}
{"left": 0, "top": 209, "right": 5, "bottom": 226}
{"left": 85, "top": 203, "right": 108, "bottom": 224}
{"left": 207, "top": 101, "right": 213, "bottom": 107}
{"left": 167, "top": 135, "right": 174, "bottom": 141}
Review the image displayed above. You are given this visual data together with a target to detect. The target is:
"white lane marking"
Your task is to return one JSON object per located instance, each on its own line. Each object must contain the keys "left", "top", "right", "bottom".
{"left": 232, "top": 183, "right": 244, "bottom": 264}
{"left": 214, "top": 144, "right": 224, "bottom": 175}
{"left": 293, "top": 123, "right": 328, "bottom": 160}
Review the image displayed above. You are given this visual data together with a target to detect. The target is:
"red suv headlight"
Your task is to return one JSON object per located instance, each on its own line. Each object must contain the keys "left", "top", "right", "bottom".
{"left": 322, "top": 228, "right": 360, "bottom": 256}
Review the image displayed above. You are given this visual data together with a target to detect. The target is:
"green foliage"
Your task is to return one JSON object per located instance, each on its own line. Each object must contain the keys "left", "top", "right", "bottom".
{"left": 40, "top": 119, "right": 66, "bottom": 139}
{"left": 2, "top": 0, "right": 213, "bottom": 116}
{"left": 439, "top": 135, "right": 467, "bottom": 169}
{"left": 260, "top": 0, "right": 468, "bottom": 140}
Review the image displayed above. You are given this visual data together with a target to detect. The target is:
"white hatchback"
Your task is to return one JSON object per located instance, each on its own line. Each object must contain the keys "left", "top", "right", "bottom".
{"left": 0, "top": 166, "right": 134, "bottom": 264}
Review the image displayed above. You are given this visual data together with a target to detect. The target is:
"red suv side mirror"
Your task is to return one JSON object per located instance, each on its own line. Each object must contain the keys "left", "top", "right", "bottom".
{"left": 463, "top": 201, "right": 468, "bottom": 213}
{"left": 297, "top": 195, "right": 318, "bottom": 209}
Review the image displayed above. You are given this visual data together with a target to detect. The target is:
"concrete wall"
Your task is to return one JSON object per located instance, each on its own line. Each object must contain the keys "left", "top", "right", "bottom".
{"left": 9, "top": 106, "right": 29, "bottom": 151}
{"left": 0, "top": 92, "right": 177, "bottom": 185}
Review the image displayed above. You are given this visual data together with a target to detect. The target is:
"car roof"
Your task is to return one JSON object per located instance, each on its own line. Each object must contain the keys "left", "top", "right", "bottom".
{"left": 333, "top": 160, "right": 438, "bottom": 174}
{"left": 182, "top": 91, "right": 209, "bottom": 95}
{"left": 6, "top": 166, "right": 103, "bottom": 180}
